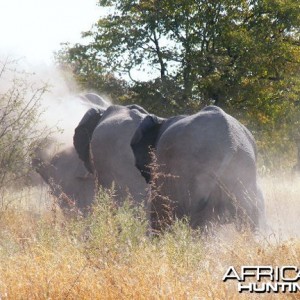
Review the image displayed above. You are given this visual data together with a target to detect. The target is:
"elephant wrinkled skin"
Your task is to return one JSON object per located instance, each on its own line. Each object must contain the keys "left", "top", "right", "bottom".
{"left": 131, "top": 105, "right": 265, "bottom": 231}
{"left": 74, "top": 104, "right": 149, "bottom": 204}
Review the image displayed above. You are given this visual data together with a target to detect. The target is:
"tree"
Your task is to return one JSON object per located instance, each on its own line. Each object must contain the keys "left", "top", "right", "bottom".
{"left": 57, "top": 0, "right": 300, "bottom": 167}
{"left": 0, "top": 58, "right": 50, "bottom": 197}
{"left": 56, "top": 43, "right": 131, "bottom": 104}
{"left": 58, "top": 0, "right": 300, "bottom": 112}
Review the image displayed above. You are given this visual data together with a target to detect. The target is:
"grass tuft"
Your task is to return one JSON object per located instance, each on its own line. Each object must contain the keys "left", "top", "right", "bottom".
{"left": 0, "top": 176, "right": 299, "bottom": 299}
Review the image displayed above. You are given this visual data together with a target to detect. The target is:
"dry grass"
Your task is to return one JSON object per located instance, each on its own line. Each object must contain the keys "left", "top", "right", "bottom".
{"left": 0, "top": 175, "right": 299, "bottom": 299}
{"left": 262, "top": 174, "right": 300, "bottom": 239}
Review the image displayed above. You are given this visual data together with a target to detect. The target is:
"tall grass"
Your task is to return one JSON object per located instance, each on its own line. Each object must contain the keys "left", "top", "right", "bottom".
{"left": 0, "top": 175, "right": 299, "bottom": 299}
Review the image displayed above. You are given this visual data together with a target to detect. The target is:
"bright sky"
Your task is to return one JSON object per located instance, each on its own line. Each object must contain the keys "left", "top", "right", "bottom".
{"left": 0, "top": 0, "right": 102, "bottom": 65}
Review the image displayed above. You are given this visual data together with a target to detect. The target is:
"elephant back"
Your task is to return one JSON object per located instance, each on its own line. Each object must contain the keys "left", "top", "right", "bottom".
{"left": 90, "top": 105, "right": 148, "bottom": 203}
{"left": 153, "top": 106, "right": 263, "bottom": 229}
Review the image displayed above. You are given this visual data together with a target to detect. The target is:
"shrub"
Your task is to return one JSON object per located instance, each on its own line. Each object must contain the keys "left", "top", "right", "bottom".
{"left": 0, "top": 57, "right": 50, "bottom": 201}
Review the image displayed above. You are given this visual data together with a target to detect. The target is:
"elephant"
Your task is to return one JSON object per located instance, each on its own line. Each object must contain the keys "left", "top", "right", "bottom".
{"left": 73, "top": 104, "right": 149, "bottom": 204}
{"left": 32, "top": 143, "right": 95, "bottom": 214}
{"left": 31, "top": 93, "right": 111, "bottom": 213}
{"left": 131, "top": 105, "right": 265, "bottom": 231}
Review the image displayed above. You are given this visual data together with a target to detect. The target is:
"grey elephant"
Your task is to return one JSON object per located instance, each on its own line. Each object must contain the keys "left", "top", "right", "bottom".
{"left": 32, "top": 93, "right": 110, "bottom": 213}
{"left": 131, "top": 105, "right": 265, "bottom": 231}
{"left": 73, "top": 104, "right": 149, "bottom": 204}
{"left": 32, "top": 145, "right": 95, "bottom": 213}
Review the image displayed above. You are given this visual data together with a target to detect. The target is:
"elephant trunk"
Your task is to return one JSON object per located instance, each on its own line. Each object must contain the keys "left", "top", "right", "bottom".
{"left": 32, "top": 157, "right": 54, "bottom": 186}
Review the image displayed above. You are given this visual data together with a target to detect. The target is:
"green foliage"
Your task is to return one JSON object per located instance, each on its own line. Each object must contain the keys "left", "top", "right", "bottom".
{"left": 56, "top": 43, "right": 131, "bottom": 103}
{"left": 0, "top": 58, "right": 50, "bottom": 194}
{"left": 58, "top": 0, "right": 300, "bottom": 108}
{"left": 57, "top": 0, "right": 300, "bottom": 167}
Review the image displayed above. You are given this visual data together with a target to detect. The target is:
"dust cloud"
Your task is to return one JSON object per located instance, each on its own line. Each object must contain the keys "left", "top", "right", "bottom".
{"left": 0, "top": 56, "right": 111, "bottom": 206}
{"left": 35, "top": 65, "right": 111, "bottom": 152}
{"left": 0, "top": 57, "right": 110, "bottom": 150}
{"left": 261, "top": 174, "right": 300, "bottom": 240}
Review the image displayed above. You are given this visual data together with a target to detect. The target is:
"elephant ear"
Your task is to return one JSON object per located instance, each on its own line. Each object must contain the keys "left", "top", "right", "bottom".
{"left": 131, "top": 115, "right": 164, "bottom": 183}
{"left": 73, "top": 108, "right": 104, "bottom": 173}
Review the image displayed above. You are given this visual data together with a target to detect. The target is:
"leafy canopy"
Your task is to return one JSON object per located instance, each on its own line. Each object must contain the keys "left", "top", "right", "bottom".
{"left": 58, "top": 0, "right": 299, "bottom": 120}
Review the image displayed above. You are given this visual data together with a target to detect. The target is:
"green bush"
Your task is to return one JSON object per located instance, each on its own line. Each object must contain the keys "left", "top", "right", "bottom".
{"left": 0, "top": 58, "right": 50, "bottom": 199}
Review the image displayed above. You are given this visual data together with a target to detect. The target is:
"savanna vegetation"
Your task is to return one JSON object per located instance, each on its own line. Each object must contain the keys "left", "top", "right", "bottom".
{"left": 57, "top": 0, "right": 300, "bottom": 170}
{"left": 0, "top": 177, "right": 299, "bottom": 299}
{"left": 1, "top": 0, "right": 300, "bottom": 299}
{"left": 0, "top": 58, "right": 51, "bottom": 201}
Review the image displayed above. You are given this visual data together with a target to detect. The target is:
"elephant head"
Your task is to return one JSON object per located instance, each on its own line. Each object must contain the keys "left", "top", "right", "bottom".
{"left": 32, "top": 145, "right": 95, "bottom": 212}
